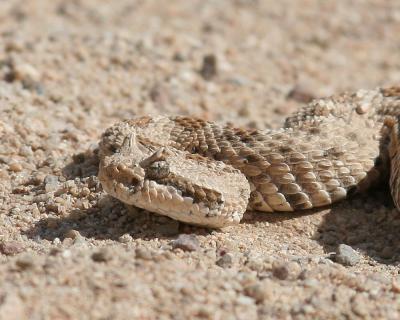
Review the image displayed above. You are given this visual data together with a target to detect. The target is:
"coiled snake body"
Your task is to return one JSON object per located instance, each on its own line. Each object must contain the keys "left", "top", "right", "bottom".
{"left": 99, "top": 87, "right": 400, "bottom": 227}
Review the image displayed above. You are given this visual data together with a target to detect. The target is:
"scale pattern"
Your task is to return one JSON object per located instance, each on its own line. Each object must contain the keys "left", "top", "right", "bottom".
{"left": 98, "top": 87, "right": 400, "bottom": 227}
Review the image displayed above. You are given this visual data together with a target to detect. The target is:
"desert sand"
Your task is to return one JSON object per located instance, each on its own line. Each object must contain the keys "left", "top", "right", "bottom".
{"left": 1, "top": 1, "right": 400, "bottom": 319}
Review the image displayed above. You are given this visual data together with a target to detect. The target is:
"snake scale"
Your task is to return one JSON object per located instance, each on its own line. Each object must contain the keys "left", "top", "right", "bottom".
{"left": 98, "top": 87, "right": 400, "bottom": 227}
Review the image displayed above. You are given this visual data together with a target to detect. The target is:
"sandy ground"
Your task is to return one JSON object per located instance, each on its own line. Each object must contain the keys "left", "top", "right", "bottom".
{"left": 1, "top": 1, "right": 400, "bottom": 319}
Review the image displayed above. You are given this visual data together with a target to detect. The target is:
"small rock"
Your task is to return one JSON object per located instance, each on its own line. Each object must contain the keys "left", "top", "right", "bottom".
{"left": 287, "top": 85, "right": 315, "bottom": 103}
{"left": 11, "top": 63, "right": 41, "bottom": 82}
{"left": 303, "top": 279, "right": 320, "bottom": 288}
{"left": 44, "top": 175, "right": 59, "bottom": 192}
{"left": 19, "top": 145, "right": 33, "bottom": 157}
{"left": 61, "top": 250, "right": 72, "bottom": 259}
{"left": 244, "top": 283, "right": 268, "bottom": 302}
{"left": 391, "top": 277, "right": 400, "bottom": 293}
{"left": 200, "top": 54, "right": 217, "bottom": 80}
{"left": 0, "top": 169, "right": 9, "bottom": 180}
{"left": 226, "top": 75, "right": 249, "bottom": 86}
{"left": 171, "top": 234, "right": 200, "bottom": 252}
{"left": 172, "top": 52, "right": 185, "bottom": 62}
{"left": 118, "top": 234, "right": 133, "bottom": 243}
{"left": 216, "top": 253, "right": 234, "bottom": 268}
{"left": 0, "top": 241, "right": 25, "bottom": 256}
{"left": 63, "top": 229, "right": 81, "bottom": 240}
{"left": 272, "top": 262, "right": 290, "bottom": 280}
{"left": 91, "top": 247, "right": 113, "bottom": 262}
{"left": 149, "top": 83, "right": 169, "bottom": 107}
{"left": 135, "top": 247, "right": 153, "bottom": 260}
{"left": 72, "top": 235, "right": 87, "bottom": 246}
{"left": 44, "top": 175, "right": 58, "bottom": 184}
{"left": 15, "top": 254, "right": 35, "bottom": 270}
{"left": 334, "top": 244, "right": 360, "bottom": 266}
{"left": 8, "top": 162, "right": 23, "bottom": 172}
{"left": 245, "top": 251, "right": 265, "bottom": 272}
{"left": 32, "top": 171, "right": 46, "bottom": 185}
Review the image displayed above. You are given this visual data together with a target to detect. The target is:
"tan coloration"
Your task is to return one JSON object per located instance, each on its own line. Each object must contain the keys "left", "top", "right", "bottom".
{"left": 99, "top": 120, "right": 250, "bottom": 227}
{"left": 386, "top": 117, "right": 400, "bottom": 210}
{"left": 99, "top": 87, "right": 400, "bottom": 227}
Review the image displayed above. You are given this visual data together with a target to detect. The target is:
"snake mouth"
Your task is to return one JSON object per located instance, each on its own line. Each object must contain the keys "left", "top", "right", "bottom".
{"left": 99, "top": 156, "right": 231, "bottom": 223}
{"left": 146, "top": 176, "right": 224, "bottom": 211}
{"left": 99, "top": 159, "right": 146, "bottom": 195}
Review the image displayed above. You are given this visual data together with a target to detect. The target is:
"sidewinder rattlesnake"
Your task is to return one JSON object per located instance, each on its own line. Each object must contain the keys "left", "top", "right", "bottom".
{"left": 98, "top": 87, "right": 400, "bottom": 227}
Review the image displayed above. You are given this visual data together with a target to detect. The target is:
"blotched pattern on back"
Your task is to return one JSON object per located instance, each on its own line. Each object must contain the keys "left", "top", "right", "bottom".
{"left": 98, "top": 87, "right": 400, "bottom": 227}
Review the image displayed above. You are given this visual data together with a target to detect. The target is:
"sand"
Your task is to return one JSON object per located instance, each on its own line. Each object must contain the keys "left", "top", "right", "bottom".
{"left": 1, "top": 1, "right": 400, "bottom": 319}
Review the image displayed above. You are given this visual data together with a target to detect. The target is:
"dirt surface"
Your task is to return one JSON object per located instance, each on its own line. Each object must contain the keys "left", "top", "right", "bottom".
{"left": 1, "top": 1, "right": 400, "bottom": 319}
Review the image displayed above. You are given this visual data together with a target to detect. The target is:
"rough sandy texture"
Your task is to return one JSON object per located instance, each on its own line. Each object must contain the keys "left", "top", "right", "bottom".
{"left": 1, "top": 1, "right": 400, "bottom": 319}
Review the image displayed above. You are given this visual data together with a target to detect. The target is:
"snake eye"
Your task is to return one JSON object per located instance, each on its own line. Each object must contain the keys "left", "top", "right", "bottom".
{"left": 145, "top": 161, "right": 170, "bottom": 179}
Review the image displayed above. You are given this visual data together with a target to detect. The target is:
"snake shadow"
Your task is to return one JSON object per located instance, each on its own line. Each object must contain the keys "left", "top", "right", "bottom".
{"left": 244, "top": 186, "right": 400, "bottom": 264}
{"left": 315, "top": 188, "right": 400, "bottom": 264}
{"left": 24, "top": 196, "right": 213, "bottom": 242}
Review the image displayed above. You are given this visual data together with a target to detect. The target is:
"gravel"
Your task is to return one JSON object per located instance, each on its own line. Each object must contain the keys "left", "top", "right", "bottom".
{"left": 171, "top": 234, "right": 200, "bottom": 252}
{"left": 334, "top": 244, "right": 361, "bottom": 266}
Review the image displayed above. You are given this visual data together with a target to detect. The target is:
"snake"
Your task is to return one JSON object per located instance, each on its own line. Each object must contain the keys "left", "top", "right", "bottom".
{"left": 98, "top": 87, "right": 400, "bottom": 227}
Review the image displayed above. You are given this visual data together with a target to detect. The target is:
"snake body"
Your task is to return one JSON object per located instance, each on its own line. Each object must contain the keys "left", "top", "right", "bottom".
{"left": 99, "top": 87, "right": 400, "bottom": 227}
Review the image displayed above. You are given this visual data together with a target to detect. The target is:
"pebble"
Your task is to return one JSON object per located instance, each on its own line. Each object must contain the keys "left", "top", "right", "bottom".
{"left": 0, "top": 241, "right": 25, "bottom": 256}
{"left": 135, "top": 247, "right": 153, "bottom": 260}
{"left": 9, "top": 162, "right": 23, "bottom": 172}
{"left": 286, "top": 85, "right": 315, "bottom": 103}
{"left": 19, "top": 145, "right": 33, "bottom": 157}
{"left": 334, "top": 244, "right": 360, "bottom": 266}
{"left": 72, "top": 236, "right": 87, "bottom": 246}
{"left": 244, "top": 283, "right": 268, "bottom": 302}
{"left": 302, "top": 279, "right": 320, "bottom": 288}
{"left": 63, "top": 229, "right": 81, "bottom": 240}
{"left": 44, "top": 175, "right": 59, "bottom": 192}
{"left": 91, "top": 247, "right": 113, "bottom": 262}
{"left": 11, "top": 63, "right": 41, "bottom": 82}
{"left": 15, "top": 254, "right": 36, "bottom": 270}
{"left": 32, "top": 172, "right": 46, "bottom": 185}
{"left": 244, "top": 251, "right": 265, "bottom": 272}
{"left": 171, "top": 234, "right": 200, "bottom": 252}
{"left": 391, "top": 278, "right": 400, "bottom": 293}
{"left": 272, "top": 262, "right": 290, "bottom": 280}
{"left": 200, "top": 54, "right": 217, "bottom": 80}
{"left": 118, "top": 234, "right": 133, "bottom": 243}
{"left": 216, "top": 253, "right": 234, "bottom": 268}
{"left": 149, "top": 83, "right": 169, "bottom": 107}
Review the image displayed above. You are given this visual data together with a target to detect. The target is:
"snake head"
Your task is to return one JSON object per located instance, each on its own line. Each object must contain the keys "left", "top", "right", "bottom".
{"left": 98, "top": 116, "right": 250, "bottom": 227}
